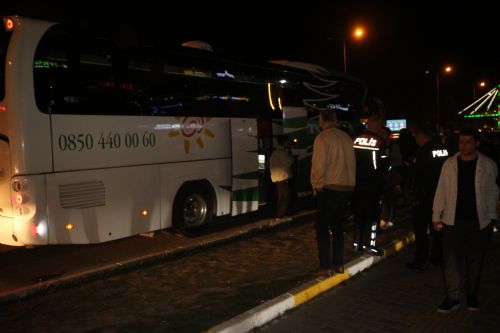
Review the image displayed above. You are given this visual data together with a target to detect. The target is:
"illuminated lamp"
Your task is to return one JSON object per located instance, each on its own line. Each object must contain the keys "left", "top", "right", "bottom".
{"left": 4, "top": 18, "right": 14, "bottom": 31}
{"left": 12, "top": 180, "right": 22, "bottom": 192}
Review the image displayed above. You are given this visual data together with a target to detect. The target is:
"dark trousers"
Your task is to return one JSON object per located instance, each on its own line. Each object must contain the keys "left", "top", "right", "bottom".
{"left": 354, "top": 187, "right": 381, "bottom": 248}
{"left": 315, "top": 189, "right": 351, "bottom": 268}
{"left": 442, "top": 221, "right": 493, "bottom": 300}
{"left": 275, "top": 180, "right": 290, "bottom": 217}
{"left": 381, "top": 170, "right": 399, "bottom": 222}
{"left": 412, "top": 198, "right": 442, "bottom": 263}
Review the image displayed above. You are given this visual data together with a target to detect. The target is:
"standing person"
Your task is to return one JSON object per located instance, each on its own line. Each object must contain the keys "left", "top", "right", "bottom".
{"left": 353, "top": 114, "right": 389, "bottom": 256}
{"left": 310, "top": 109, "right": 356, "bottom": 276}
{"left": 433, "top": 127, "right": 498, "bottom": 313}
{"left": 269, "top": 135, "right": 294, "bottom": 218}
{"left": 380, "top": 127, "right": 402, "bottom": 230}
{"left": 406, "top": 126, "right": 448, "bottom": 270}
{"left": 398, "top": 128, "right": 418, "bottom": 204}
{"left": 441, "top": 125, "right": 459, "bottom": 156}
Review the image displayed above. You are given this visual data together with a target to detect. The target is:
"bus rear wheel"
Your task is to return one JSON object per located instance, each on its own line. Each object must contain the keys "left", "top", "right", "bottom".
{"left": 173, "top": 182, "right": 213, "bottom": 237}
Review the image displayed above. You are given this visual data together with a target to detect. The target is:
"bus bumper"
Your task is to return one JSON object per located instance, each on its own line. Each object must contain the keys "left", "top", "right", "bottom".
{"left": 0, "top": 215, "right": 21, "bottom": 246}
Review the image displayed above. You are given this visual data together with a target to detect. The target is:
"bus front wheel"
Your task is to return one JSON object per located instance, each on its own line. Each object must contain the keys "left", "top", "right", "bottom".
{"left": 173, "top": 182, "right": 214, "bottom": 237}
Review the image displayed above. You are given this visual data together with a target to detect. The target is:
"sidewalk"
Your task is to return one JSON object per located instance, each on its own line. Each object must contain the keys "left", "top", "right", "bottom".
{"left": 212, "top": 233, "right": 500, "bottom": 333}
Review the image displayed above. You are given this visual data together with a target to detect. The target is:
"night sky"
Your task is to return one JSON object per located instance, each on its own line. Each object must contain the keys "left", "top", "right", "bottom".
{"left": 4, "top": 0, "right": 499, "bottom": 127}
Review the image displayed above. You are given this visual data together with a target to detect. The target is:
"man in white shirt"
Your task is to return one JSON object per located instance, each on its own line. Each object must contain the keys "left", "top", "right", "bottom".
{"left": 270, "top": 135, "right": 294, "bottom": 218}
{"left": 433, "top": 127, "right": 498, "bottom": 313}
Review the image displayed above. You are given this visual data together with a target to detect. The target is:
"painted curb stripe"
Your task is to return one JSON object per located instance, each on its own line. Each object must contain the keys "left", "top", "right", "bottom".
{"left": 293, "top": 272, "right": 350, "bottom": 306}
{"left": 205, "top": 231, "right": 415, "bottom": 333}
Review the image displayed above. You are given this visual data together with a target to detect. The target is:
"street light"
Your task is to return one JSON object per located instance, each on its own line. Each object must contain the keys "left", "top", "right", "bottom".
{"left": 343, "top": 26, "right": 365, "bottom": 72}
{"left": 330, "top": 26, "right": 365, "bottom": 72}
{"left": 473, "top": 81, "right": 486, "bottom": 100}
{"left": 429, "top": 65, "right": 453, "bottom": 130}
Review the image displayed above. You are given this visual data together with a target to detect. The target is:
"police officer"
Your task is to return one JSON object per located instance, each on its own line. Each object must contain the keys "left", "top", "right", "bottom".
{"left": 406, "top": 126, "right": 449, "bottom": 270}
{"left": 353, "top": 114, "right": 389, "bottom": 256}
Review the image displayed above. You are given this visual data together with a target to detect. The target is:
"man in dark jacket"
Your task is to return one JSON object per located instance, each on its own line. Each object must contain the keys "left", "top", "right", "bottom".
{"left": 406, "top": 126, "right": 449, "bottom": 270}
{"left": 353, "top": 114, "right": 390, "bottom": 256}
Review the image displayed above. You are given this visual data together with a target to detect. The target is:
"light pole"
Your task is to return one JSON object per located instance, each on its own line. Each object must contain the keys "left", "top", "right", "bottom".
{"left": 436, "top": 73, "right": 440, "bottom": 129}
{"left": 343, "top": 40, "right": 347, "bottom": 72}
{"left": 343, "top": 26, "right": 365, "bottom": 72}
{"left": 434, "top": 65, "right": 453, "bottom": 131}
{"left": 473, "top": 81, "right": 486, "bottom": 100}
{"left": 330, "top": 26, "right": 365, "bottom": 72}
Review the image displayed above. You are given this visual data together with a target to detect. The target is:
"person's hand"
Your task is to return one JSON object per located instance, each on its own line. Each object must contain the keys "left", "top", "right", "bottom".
{"left": 432, "top": 221, "right": 443, "bottom": 231}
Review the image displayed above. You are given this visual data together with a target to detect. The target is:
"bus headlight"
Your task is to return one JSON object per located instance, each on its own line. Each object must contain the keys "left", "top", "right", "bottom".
{"left": 12, "top": 180, "right": 22, "bottom": 192}
{"left": 16, "top": 194, "right": 24, "bottom": 204}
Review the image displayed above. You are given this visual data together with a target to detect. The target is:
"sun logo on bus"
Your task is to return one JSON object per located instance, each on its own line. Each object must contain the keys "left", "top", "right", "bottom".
{"left": 168, "top": 117, "right": 215, "bottom": 154}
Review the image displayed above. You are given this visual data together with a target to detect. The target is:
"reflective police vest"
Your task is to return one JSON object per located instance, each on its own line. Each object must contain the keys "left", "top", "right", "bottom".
{"left": 353, "top": 131, "right": 389, "bottom": 187}
{"left": 413, "top": 139, "right": 449, "bottom": 199}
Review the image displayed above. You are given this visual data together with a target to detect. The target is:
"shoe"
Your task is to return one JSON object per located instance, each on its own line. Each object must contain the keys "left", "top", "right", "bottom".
{"left": 331, "top": 264, "right": 344, "bottom": 274}
{"left": 353, "top": 242, "right": 363, "bottom": 252}
{"left": 437, "top": 298, "right": 460, "bottom": 313}
{"left": 380, "top": 220, "right": 394, "bottom": 230}
{"left": 429, "top": 257, "right": 443, "bottom": 266}
{"left": 405, "top": 260, "right": 428, "bottom": 270}
{"left": 309, "top": 267, "right": 332, "bottom": 277}
{"left": 363, "top": 246, "right": 384, "bottom": 256}
{"left": 467, "top": 294, "right": 479, "bottom": 311}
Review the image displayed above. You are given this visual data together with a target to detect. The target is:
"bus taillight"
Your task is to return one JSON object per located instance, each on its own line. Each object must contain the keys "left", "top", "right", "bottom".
{"left": 15, "top": 194, "right": 23, "bottom": 204}
{"left": 3, "top": 18, "right": 14, "bottom": 31}
{"left": 0, "top": 106, "right": 7, "bottom": 112}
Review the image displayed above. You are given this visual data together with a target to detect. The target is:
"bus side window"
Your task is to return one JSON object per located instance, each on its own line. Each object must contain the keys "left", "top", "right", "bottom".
{"left": 33, "top": 26, "right": 81, "bottom": 114}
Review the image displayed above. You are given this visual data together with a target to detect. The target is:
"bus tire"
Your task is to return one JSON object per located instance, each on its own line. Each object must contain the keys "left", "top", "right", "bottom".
{"left": 173, "top": 182, "right": 214, "bottom": 237}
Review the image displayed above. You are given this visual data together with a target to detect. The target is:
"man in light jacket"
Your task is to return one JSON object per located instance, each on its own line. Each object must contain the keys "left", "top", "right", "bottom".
{"left": 432, "top": 127, "right": 498, "bottom": 313}
{"left": 310, "top": 109, "right": 356, "bottom": 277}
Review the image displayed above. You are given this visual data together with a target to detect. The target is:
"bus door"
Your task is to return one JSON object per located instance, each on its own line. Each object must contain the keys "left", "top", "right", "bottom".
{"left": 282, "top": 106, "right": 311, "bottom": 197}
{"left": 0, "top": 138, "right": 15, "bottom": 245}
{"left": 230, "top": 118, "right": 259, "bottom": 215}
{"left": 257, "top": 115, "right": 273, "bottom": 203}
{"left": 0, "top": 139, "right": 12, "bottom": 218}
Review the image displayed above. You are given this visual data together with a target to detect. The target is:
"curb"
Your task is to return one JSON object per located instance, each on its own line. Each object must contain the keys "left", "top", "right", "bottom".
{"left": 205, "top": 232, "right": 415, "bottom": 333}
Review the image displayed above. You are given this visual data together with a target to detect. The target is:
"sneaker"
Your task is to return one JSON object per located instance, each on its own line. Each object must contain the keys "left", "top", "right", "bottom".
{"left": 380, "top": 220, "right": 394, "bottom": 230}
{"left": 331, "top": 264, "right": 344, "bottom": 274}
{"left": 309, "top": 267, "right": 332, "bottom": 277}
{"left": 437, "top": 298, "right": 460, "bottom": 313}
{"left": 353, "top": 242, "right": 363, "bottom": 252}
{"left": 363, "top": 245, "right": 384, "bottom": 256}
{"left": 405, "top": 260, "right": 428, "bottom": 270}
{"left": 467, "top": 294, "right": 479, "bottom": 311}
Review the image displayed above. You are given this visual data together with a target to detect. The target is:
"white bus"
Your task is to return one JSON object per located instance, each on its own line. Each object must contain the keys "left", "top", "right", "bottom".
{"left": 0, "top": 16, "right": 367, "bottom": 246}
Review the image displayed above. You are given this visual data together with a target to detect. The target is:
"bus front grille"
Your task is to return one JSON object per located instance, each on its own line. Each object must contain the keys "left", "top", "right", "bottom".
{"left": 59, "top": 181, "right": 106, "bottom": 209}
